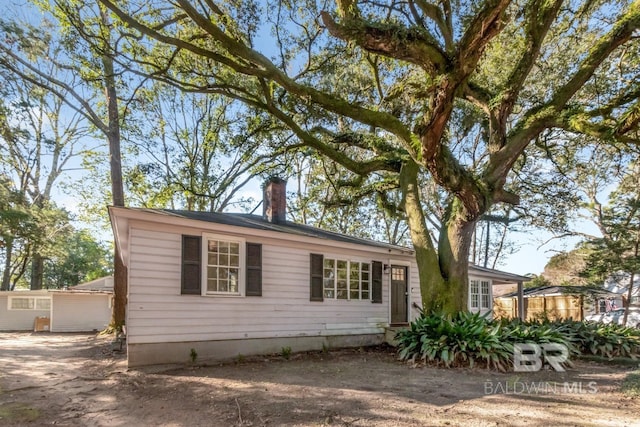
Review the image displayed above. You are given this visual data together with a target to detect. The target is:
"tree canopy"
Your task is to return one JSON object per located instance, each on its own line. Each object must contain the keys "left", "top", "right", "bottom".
{"left": 1, "top": 0, "right": 638, "bottom": 315}
{"left": 90, "top": 0, "right": 640, "bottom": 313}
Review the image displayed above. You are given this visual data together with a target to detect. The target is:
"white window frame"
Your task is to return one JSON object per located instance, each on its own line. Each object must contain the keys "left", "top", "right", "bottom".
{"left": 8, "top": 296, "right": 51, "bottom": 311}
{"left": 469, "top": 278, "right": 491, "bottom": 311}
{"left": 201, "top": 233, "right": 246, "bottom": 297}
{"left": 322, "top": 257, "right": 371, "bottom": 301}
{"left": 480, "top": 280, "right": 490, "bottom": 309}
{"left": 470, "top": 280, "right": 479, "bottom": 309}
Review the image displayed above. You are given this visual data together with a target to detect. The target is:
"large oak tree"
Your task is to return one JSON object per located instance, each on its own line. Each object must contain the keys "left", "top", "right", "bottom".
{"left": 96, "top": 0, "right": 639, "bottom": 313}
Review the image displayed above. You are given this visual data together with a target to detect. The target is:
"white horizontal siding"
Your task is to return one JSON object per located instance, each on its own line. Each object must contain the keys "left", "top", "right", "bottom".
{"left": 126, "top": 226, "right": 402, "bottom": 345}
{"left": 50, "top": 293, "right": 111, "bottom": 332}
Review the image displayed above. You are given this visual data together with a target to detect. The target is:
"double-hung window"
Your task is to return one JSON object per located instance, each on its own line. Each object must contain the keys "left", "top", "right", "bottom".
{"left": 323, "top": 258, "right": 370, "bottom": 300}
{"left": 469, "top": 279, "right": 490, "bottom": 310}
{"left": 182, "top": 233, "right": 261, "bottom": 297}
{"left": 204, "top": 236, "right": 243, "bottom": 295}
{"left": 470, "top": 280, "right": 479, "bottom": 309}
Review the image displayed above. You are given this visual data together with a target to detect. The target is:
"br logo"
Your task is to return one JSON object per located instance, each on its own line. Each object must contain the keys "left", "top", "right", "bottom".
{"left": 513, "top": 343, "right": 569, "bottom": 372}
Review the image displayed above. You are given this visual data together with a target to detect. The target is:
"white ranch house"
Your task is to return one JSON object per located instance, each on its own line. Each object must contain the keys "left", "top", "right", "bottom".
{"left": 110, "top": 178, "right": 528, "bottom": 367}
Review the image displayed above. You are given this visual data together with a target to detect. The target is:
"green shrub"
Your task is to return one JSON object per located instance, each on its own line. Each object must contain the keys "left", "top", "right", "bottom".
{"left": 498, "top": 318, "right": 577, "bottom": 356}
{"left": 567, "top": 321, "right": 640, "bottom": 358}
{"left": 396, "top": 313, "right": 640, "bottom": 371}
{"left": 281, "top": 346, "right": 292, "bottom": 360}
{"left": 396, "top": 311, "right": 514, "bottom": 370}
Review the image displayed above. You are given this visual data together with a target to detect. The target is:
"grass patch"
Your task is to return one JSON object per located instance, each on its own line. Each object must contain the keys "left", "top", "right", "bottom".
{"left": 0, "top": 403, "right": 40, "bottom": 422}
{"left": 621, "top": 371, "right": 640, "bottom": 397}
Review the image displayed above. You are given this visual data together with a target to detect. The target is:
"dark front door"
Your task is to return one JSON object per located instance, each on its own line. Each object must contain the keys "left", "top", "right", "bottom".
{"left": 391, "top": 266, "right": 408, "bottom": 324}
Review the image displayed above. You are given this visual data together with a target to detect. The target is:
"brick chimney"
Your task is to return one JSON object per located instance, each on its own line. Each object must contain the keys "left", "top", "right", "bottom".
{"left": 263, "top": 177, "right": 287, "bottom": 223}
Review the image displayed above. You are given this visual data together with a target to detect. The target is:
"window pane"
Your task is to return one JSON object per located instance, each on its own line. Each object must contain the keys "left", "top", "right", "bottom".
{"left": 350, "top": 279, "right": 359, "bottom": 290}
{"left": 470, "top": 280, "right": 479, "bottom": 294}
{"left": 337, "top": 280, "right": 347, "bottom": 290}
{"left": 207, "top": 253, "right": 217, "bottom": 265}
{"left": 229, "top": 242, "right": 239, "bottom": 254}
{"left": 337, "top": 289, "right": 348, "bottom": 299}
{"left": 361, "top": 291, "right": 369, "bottom": 299}
{"left": 471, "top": 294, "right": 479, "bottom": 308}
{"left": 205, "top": 237, "right": 243, "bottom": 294}
{"left": 219, "top": 254, "right": 229, "bottom": 266}
{"left": 350, "top": 290, "right": 360, "bottom": 300}
{"left": 324, "top": 289, "right": 334, "bottom": 298}
{"left": 36, "top": 299, "right": 51, "bottom": 310}
{"left": 481, "top": 281, "right": 489, "bottom": 294}
{"left": 481, "top": 294, "right": 490, "bottom": 309}
{"left": 324, "top": 259, "right": 335, "bottom": 269}
{"left": 361, "top": 280, "right": 369, "bottom": 291}
{"left": 337, "top": 268, "right": 347, "bottom": 280}
{"left": 11, "top": 298, "right": 33, "bottom": 309}
{"left": 362, "top": 263, "right": 369, "bottom": 271}
{"left": 229, "top": 269, "right": 238, "bottom": 292}
{"left": 337, "top": 260, "right": 347, "bottom": 269}
{"left": 391, "top": 268, "right": 405, "bottom": 281}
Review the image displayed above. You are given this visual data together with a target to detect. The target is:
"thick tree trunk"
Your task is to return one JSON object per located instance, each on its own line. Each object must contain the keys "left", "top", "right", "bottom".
{"left": 437, "top": 200, "right": 477, "bottom": 313}
{"left": 400, "top": 160, "right": 445, "bottom": 313}
{"left": 101, "top": 6, "right": 127, "bottom": 330}
{"left": 1, "top": 239, "right": 13, "bottom": 291}
{"left": 111, "top": 247, "right": 127, "bottom": 330}
{"left": 400, "top": 160, "right": 481, "bottom": 314}
{"left": 29, "top": 253, "right": 44, "bottom": 290}
{"left": 622, "top": 242, "right": 638, "bottom": 326}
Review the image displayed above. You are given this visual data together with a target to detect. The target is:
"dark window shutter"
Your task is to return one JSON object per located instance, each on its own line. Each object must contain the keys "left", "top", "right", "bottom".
{"left": 246, "top": 243, "right": 262, "bottom": 296}
{"left": 181, "top": 235, "right": 201, "bottom": 295}
{"left": 310, "top": 253, "right": 324, "bottom": 301}
{"left": 372, "top": 261, "right": 383, "bottom": 303}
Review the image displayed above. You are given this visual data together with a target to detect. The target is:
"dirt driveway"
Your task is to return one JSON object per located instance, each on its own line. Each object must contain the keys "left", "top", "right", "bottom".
{"left": 1, "top": 332, "right": 639, "bottom": 426}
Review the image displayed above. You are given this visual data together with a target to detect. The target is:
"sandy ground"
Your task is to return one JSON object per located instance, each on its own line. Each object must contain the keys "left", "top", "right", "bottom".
{"left": 0, "top": 332, "right": 639, "bottom": 426}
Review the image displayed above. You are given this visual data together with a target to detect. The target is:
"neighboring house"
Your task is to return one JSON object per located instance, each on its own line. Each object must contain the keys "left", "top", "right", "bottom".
{"left": 110, "top": 178, "right": 529, "bottom": 367}
{"left": 0, "top": 277, "right": 113, "bottom": 332}
{"left": 600, "top": 273, "right": 640, "bottom": 311}
{"left": 494, "top": 285, "right": 616, "bottom": 321}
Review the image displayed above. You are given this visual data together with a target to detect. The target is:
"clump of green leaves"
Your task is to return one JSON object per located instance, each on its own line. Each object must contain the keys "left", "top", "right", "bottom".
{"left": 281, "top": 346, "right": 292, "bottom": 360}
{"left": 396, "top": 311, "right": 514, "bottom": 371}
{"left": 397, "top": 313, "right": 640, "bottom": 371}
{"left": 189, "top": 348, "right": 198, "bottom": 363}
{"left": 566, "top": 320, "right": 640, "bottom": 358}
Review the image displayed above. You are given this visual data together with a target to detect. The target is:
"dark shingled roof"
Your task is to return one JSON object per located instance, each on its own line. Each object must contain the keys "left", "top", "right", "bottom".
{"left": 147, "top": 209, "right": 412, "bottom": 252}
